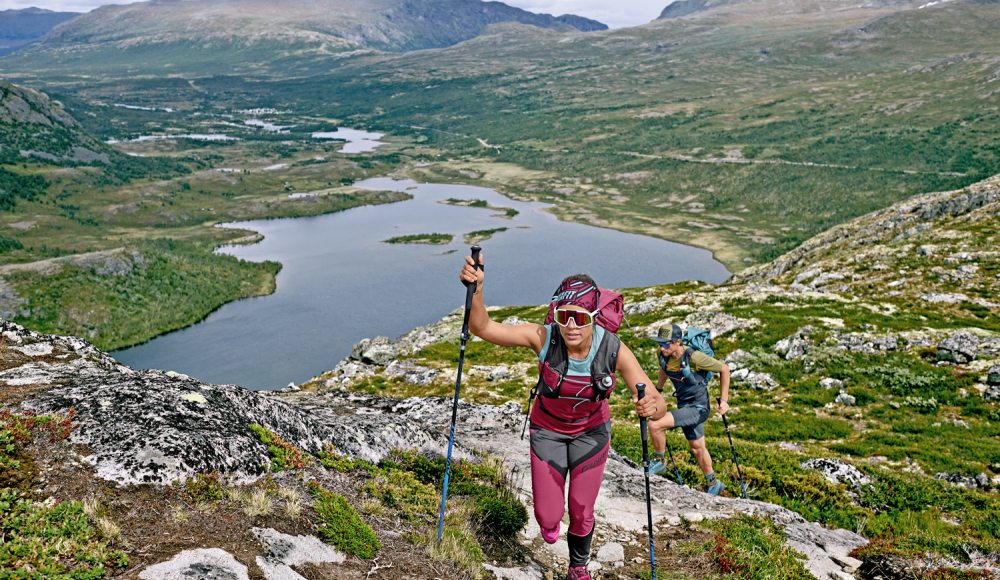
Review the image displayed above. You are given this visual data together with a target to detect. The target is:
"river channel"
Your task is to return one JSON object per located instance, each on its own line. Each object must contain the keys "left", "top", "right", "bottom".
{"left": 113, "top": 177, "right": 731, "bottom": 391}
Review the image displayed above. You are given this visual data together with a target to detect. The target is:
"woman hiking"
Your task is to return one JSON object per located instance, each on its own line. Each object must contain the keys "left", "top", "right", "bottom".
{"left": 460, "top": 254, "right": 666, "bottom": 580}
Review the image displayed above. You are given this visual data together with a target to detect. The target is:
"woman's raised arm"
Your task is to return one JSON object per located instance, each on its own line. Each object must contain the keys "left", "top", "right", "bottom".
{"left": 460, "top": 253, "right": 547, "bottom": 353}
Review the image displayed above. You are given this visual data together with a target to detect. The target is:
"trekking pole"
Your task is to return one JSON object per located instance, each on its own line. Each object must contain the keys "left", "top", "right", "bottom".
{"left": 718, "top": 397, "right": 748, "bottom": 500}
{"left": 637, "top": 384, "right": 658, "bottom": 580}
{"left": 437, "top": 245, "right": 482, "bottom": 541}
{"left": 663, "top": 431, "right": 684, "bottom": 486}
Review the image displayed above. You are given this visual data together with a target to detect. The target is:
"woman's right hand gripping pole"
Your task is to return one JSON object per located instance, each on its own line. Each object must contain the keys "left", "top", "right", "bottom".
{"left": 458, "top": 252, "right": 546, "bottom": 352}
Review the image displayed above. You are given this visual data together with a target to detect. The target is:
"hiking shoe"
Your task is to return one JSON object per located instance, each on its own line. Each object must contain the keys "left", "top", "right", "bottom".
{"left": 706, "top": 479, "right": 726, "bottom": 496}
{"left": 568, "top": 565, "right": 592, "bottom": 580}
{"left": 540, "top": 522, "right": 560, "bottom": 544}
{"left": 648, "top": 459, "right": 668, "bottom": 475}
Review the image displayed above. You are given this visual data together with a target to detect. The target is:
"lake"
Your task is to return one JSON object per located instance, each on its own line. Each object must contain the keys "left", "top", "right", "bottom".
{"left": 113, "top": 177, "right": 731, "bottom": 390}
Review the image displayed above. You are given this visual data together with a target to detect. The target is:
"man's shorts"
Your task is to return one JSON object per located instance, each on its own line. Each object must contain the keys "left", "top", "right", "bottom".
{"left": 669, "top": 397, "right": 711, "bottom": 441}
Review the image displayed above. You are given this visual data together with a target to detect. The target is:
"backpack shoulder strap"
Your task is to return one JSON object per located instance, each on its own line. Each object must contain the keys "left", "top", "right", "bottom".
{"left": 544, "top": 322, "right": 569, "bottom": 375}
{"left": 589, "top": 332, "right": 620, "bottom": 401}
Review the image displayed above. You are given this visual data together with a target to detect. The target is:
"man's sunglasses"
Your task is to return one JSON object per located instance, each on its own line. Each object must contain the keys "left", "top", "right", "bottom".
{"left": 555, "top": 308, "right": 599, "bottom": 328}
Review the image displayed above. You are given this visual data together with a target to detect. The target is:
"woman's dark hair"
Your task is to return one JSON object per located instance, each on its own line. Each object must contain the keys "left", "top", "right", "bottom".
{"left": 561, "top": 273, "right": 596, "bottom": 287}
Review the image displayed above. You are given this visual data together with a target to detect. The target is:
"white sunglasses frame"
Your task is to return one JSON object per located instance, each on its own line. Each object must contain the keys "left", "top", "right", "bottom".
{"left": 554, "top": 307, "right": 600, "bottom": 328}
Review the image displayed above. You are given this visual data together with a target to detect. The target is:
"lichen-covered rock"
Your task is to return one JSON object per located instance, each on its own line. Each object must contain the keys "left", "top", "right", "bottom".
{"left": 774, "top": 327, "right": 815, "bottom": 360}
{"left": 933, "top": 472, "right": 991, "bottom": 490}
{"left": 138, "top": 548, "right": 250, "bottom": 580}
{"left": 800, "top": 458, "right": 870, "bottom": 490}
{"left": 723, "top": 349, "right": 753, "bottom": 371}
{"left": 920, "top": 292, "right": 968, "bottom": 304}
{"left": 937, "top": 330, "right": 981, "bottom": 363}
{"left": 731, "top": 368, "right": 779, "bottom": 390}
{"left": 820, "top": 378, "right": 844, "bottom": 390}
{"left": 988, "top": 365, "right": 1000, "bottom": 386}
{"left": 384, "top": 358, "right": 440, "bottom": 386}
{"left": 682, "top": 311, "right": 759, "bottom": 338}
{"left": 833, "top": 333, "right": 898, "bottom": 354}
{"left": 835, "top": 391, "right": 856, "bottom": 406}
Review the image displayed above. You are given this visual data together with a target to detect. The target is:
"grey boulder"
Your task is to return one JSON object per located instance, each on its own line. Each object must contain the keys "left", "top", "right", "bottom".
{"left": 937, "top": 330, "right": 980, "bottom": 363}
{"left": 800, "top": 458, "right": 870, "bottom": 490}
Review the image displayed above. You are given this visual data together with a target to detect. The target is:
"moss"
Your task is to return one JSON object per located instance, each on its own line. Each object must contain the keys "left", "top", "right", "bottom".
{"left": 307, "top": 481, "right": 381, "bottom": 559}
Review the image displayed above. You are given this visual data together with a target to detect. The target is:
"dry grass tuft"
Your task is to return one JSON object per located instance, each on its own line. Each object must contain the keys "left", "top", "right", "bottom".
{"left": 242, "top": 488, "right": 273, "bottom": 517}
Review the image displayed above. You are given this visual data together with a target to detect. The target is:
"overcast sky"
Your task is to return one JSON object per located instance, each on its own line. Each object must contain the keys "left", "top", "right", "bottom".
{"left": 3, "top": 0, "right": 668, "bottom": 29}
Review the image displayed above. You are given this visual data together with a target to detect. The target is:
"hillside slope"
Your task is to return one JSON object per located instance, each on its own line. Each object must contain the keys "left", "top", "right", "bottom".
{"left": 0, "top": 79, "right": 108, "bottom": 167}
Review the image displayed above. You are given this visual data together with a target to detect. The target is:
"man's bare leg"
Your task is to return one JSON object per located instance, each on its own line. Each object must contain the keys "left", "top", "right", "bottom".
{"left": 688, "top": 436, "right": 713, "bottom": 476}
{"left": 648, "top": 412, "right": 675, "bottom": 455}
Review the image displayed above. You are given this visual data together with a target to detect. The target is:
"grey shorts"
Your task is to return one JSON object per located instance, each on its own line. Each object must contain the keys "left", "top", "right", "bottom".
{"left": 670, "top": 399, "right": 711, "bottom": 441}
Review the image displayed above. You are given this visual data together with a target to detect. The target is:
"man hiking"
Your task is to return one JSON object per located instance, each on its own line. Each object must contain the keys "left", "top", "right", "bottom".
{"left": 459, "top": 254, "right": 666, "bottom": 580}
{"left": 647, "top": 324, "right": 731, "bottom": 496}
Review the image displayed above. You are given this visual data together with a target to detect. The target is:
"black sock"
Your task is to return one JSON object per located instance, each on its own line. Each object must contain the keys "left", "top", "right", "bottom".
{"left": 567, "top": 526, "right": 595, "bottom": 568}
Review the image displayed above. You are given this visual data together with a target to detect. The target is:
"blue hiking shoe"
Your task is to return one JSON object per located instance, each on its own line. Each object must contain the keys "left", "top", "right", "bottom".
{"left": 648, "top": 459, "right": 668, "bottom": 475}
{"left": 706, "top": 479, "right": 726, "bottom": 496}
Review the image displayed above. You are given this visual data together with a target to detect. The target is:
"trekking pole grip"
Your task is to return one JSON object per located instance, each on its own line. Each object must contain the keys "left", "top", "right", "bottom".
{"left": 463, "top": 246, "right": 482, "bottom": 288}
{"left": 637, "top": 384, "right": 646, "bottom": 401}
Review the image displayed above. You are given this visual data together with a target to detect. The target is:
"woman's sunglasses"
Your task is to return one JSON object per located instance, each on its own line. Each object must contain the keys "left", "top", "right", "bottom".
{"left": 555, "top": 308, "right": 599, "bottom": 328}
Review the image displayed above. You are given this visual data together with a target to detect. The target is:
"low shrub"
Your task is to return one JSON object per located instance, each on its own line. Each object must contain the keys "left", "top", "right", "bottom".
{"left": 307, "top": 480, "right": 381, "bottom": 559}
{"left": 704, "top": 514, "right": 813, "bottom": 580}
{"left": 0, "top": 488, "right": 129, "bottom": 578}
{"left": 249, "top": 424, "right": 308, "bottom": 471}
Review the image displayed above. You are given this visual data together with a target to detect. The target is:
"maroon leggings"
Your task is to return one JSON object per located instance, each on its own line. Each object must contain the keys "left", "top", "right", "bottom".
{"left": 529, "top": 421, "right": 610, "bottom": 566}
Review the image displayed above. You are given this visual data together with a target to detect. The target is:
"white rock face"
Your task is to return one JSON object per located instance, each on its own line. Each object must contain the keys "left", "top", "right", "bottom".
{"left": 138, "top": 548, "right": 249, "bottom": 580}
{"left": 252, "top": 527, "right": 345, "bottom": 566}
{"left": 484, "top": 564, "right": 544, "bottom": 580}
{"left": 596, "top": 542, "right": 625, "bottom": 562}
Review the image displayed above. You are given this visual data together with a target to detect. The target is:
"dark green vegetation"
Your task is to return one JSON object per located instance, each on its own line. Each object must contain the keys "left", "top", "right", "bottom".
{"left": 307, "top": 480, "right": 382, "bottom": 559}
{"left": 0, "top": 410, "right": 129, "bottom": 579}
{"left": 3, "top": 240, "right": 282, "bottom": 351}
{"left": 440, "top": 197, "right": 519, "bottom": 219}
{"left": 464, "top": 227, "right": 508, "bottom": 244}
{"left": 383, "top": 233, "right": 454, "bottom": 245}
{"left": 316, "top": 446, "right": 526, "bottom": 577}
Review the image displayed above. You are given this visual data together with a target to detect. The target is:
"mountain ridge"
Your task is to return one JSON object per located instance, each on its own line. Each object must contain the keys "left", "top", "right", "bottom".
{"left": 0, "top": 7, "right": 80, "bottom": 56}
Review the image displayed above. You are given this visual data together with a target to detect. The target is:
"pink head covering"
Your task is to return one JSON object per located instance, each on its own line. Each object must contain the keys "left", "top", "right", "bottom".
{"left": 551, "top": 279, "right": 599, "bottom": 312}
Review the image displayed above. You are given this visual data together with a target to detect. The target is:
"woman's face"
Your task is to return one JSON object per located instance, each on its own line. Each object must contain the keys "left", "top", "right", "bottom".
{"left": 556, "top": 304, "right": 595, "bottom": 350}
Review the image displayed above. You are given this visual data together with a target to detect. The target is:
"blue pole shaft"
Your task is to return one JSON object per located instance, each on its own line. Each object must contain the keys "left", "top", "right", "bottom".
{"left": 718, "top": 397, "right": 748, "bottom": 500}
{"left": 438, "top": 338, "right": 468, "bottom": 540}
{"left": 437, "top": 246, "right": 481, "bottom": 541}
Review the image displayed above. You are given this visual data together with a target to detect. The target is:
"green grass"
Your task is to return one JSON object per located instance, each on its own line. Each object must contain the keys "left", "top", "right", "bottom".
{"left": 383, "top": 233, "right": 454, "bottom": 245}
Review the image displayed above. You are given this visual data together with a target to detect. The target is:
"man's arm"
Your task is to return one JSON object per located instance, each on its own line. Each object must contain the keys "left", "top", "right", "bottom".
{"left": 718, "top": 363, "right": 731, "bottom": 415}
{"left": 616, "top": 342, "right": 667, "bottom": 420}
{"left": 657, "top": 365, "right": 667, "bottom": 392}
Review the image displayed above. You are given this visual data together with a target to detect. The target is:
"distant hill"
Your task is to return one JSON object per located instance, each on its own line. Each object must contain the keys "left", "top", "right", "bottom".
{"left": 9, "top": 0, "right": 605, "bottom": 73}
{"left": 0, "top": 7, "right": 80, "bottom": 56}
{"left": 657, "top": 0, "right": 930, "bottom": 19}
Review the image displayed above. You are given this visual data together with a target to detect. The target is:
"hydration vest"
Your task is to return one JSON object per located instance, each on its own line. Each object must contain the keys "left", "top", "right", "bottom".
{"left": 521, "top": 324, "right": 620, "bottom": 436}
{"left": 660, "top": 347, "right": 712, "bottom": 402}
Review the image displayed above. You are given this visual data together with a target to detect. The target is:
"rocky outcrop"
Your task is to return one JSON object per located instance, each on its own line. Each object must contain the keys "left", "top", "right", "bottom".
{"left": 937, "top": 330, "right": 980, "bottom": 363}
